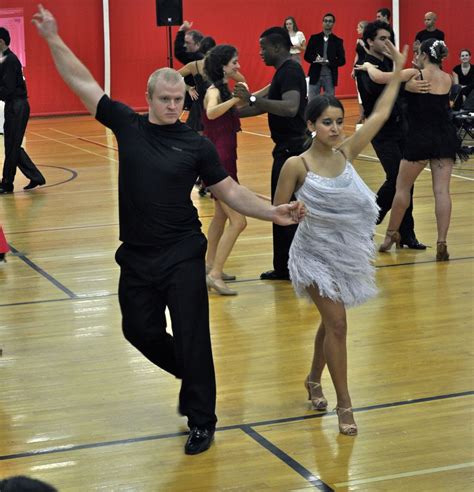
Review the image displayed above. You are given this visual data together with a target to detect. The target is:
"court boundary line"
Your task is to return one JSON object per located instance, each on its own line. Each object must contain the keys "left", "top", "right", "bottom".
{"left": 0, "top": 392, "right": 471, "bottom": 491}
{"left": 241, "top": 425, "right": 333, "bottom": 491}
{"left": 0, "top": 255, "right": 473, "bottom": 309}
{"left": 7, "top": 244, "right": 78, "bottom": 299}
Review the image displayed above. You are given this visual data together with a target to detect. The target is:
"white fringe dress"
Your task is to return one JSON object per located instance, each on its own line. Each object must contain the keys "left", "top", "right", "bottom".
{"left": 289, "top": 158, "right": 379, "bottom": 308}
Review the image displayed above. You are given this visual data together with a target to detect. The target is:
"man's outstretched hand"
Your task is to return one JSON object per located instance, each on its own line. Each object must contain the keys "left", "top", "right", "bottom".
{"left": 273, "top": 201, "right": 307, "bottom": 226}
{"left": 32, "top": 4, "right": 58, "bottom": 39}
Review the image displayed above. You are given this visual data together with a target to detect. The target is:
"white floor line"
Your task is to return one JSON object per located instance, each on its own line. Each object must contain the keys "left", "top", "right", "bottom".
{"left": 242, "top": 130, "right": 271, "bottom": 138}
{"left": 50, "top": 128, "right": 81, "bottom": 138}
{"left": 358, "top": 153, "right": 379, "bottom": 162}
{"left": 334, "top": 462, "right": 474, "bottom": 488}
{"left": 423, "top": 166, "right": 474, "bottom": 181}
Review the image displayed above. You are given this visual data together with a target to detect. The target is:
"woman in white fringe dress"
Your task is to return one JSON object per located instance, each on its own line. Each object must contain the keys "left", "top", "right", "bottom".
{"left": 274, "top": 40, "right": 407, "bottom": 436}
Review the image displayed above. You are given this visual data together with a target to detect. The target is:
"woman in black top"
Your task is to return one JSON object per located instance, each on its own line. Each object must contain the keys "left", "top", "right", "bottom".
{"left": 351, "top": 20, "right": 369, "bottom": 123}
{"left": 452, "top": 49, "right": 473, "bottom": 86}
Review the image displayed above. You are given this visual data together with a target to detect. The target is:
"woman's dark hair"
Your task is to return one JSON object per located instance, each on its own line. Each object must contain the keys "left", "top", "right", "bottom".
{"left": 204, "top": 44, "right": 238, "bottom": 103}
{"left": 305, "top": 95, "right": 345, "bottom": 123}
{"left": 200, "top": 36, "right": 216, "bottom": 55}
{"left": 420, "top": 38, "right": 448, "bottom": 65}
{"left": 283, "top": 16, "right": 299, "bottom": 32}
{"left": 460, "top": 49, "right": 471, "bottom": 56}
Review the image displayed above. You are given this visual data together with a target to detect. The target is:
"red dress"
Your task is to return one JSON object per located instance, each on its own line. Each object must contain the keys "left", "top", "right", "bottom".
{"left": 0, "top": 226, "right": 9, "bottom": 254}
{"left": 202, "top": 108, "right": 241, "bottom": 182}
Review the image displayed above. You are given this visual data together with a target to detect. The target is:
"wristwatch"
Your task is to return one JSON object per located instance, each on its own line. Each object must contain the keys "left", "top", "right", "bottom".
{"left": 249, "top": 95, "right": 257, "bottom": 106}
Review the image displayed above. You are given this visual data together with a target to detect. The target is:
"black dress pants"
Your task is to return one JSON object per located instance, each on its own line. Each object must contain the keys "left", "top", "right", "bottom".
{"left": 371, "top": 132, "right": 416, "bottom": 240}
{"left": 2, "top": 98, "right": 45, "bottom": 186}
{"left": 270, "top": 139, "right": 306, "bottom": 274}
{"left": 115, "top": 235, "right": 217, "bottom": 430}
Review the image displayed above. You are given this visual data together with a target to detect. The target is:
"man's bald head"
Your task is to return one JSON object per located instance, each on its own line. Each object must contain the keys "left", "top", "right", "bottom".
{"left": 424, "top": 12, "right": 438, "bottom": 30}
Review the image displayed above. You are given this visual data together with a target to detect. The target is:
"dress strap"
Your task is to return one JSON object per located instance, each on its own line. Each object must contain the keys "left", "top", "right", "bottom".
{"left": 300, "top": 157, "right": 310, "bottom": 173}
{"left": 195, "top": 60, "right": 200, "bottom": 75}
{"left": 338, "top": 147, "right": 348, "bottom": 162}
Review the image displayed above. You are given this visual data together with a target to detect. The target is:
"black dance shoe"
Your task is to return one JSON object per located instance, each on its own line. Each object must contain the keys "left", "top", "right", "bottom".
{"left": 0, "top": 184, "right": 14, "bottom": 194}
{"left": 23, "top": 178, "right": 46, "bottom": 190}
{"left": 400, "top": 237, "right": 427, "bottom": 250}
{"left": 184, "top": 427, "right": 215, "bottom": 455}
{"left": 260, "top": 269, "right": 290, "bottom": 280}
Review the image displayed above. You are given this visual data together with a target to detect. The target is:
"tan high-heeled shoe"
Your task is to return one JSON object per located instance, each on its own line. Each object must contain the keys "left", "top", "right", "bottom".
{"left": 436, "top": 241, "right": 449, "bottom": 261}
{"left": 379, "top": 230, "right": 401, "bottom": 252}
{"left": 335, "top": 406, "right": 358, "bottom": 436}
{"left": 206, "top": 275, "right": 238, "bottom": 296}
{"left": 206, "top": 265, "right": 236, "bottom": 281}
{"left": 304, "top": 377, "right": 328, "bottom": 411}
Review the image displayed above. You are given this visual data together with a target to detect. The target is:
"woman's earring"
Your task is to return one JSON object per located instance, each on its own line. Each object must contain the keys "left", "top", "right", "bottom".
{"left": 312, "top": 130, "right": 317, "bottom": 138}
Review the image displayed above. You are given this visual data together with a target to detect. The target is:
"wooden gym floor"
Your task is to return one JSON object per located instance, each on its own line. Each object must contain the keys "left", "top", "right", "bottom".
{"left": 0, "top": 100, "right": 473, "bottom": 491}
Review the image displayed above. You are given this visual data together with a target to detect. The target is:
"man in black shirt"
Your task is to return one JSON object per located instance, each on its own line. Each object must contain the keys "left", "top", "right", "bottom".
{"left": 174, "top": 20, "right": 203, "bottom": 110}
{"left": 358, "top": 21, "right": 425, "bottom": 249}
{"left": 234, "top": 27, "right": 308, "bottom": 280}
{"left": 415, "top": 12, "right": 445, "bottom": 47}
{"left": 0, "top": 27, "right": 45, "bottom": 194}
{"left": 33, "top": 6, "right": 305, "bottom": 456}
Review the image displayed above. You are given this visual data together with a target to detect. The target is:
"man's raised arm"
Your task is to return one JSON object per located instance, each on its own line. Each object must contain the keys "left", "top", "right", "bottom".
{"left": 32, "top": 4, "right": 105, "bottom": 115}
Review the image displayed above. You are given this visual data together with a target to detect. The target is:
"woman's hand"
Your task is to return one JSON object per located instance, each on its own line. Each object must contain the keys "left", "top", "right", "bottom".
{"left": 188, "top": 87, "right": 199, "bottom": 101}
{"left": 354, "top": 62, "right": 377, "bottom": 72}
{"left": 384, "top": 40, "right": 408, "bottom": 72}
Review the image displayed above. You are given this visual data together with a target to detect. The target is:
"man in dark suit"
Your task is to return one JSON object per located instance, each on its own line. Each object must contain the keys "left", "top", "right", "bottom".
{"left": 304, "top": 13, "right": 345, "bottom": 99}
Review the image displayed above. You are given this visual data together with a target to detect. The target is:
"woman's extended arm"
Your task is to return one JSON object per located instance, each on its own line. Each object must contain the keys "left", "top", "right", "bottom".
{"left": 177, "top": 60, "right": 198, "bottom": 78}
{"left": 356, "top": 61, "right": 416, "bottom": 84}
{"left": 340, "top": 41, "right": 407, "bottom": 162}
{"left": 204, "top": 87, "right": 240, "bottom": 120}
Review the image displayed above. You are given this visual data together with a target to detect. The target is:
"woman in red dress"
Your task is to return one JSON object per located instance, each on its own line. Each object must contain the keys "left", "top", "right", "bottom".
{"left": 203, "top": 45, "right": 246, "bottom": 295}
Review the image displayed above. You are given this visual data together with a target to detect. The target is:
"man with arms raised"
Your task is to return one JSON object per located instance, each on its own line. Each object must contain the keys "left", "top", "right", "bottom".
{"left": 32, "top": 5, "right": 305, "bottom": 456}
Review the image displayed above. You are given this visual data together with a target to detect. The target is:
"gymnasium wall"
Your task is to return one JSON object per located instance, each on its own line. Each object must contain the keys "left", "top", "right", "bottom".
{"left": 1, "top": 0, "right": 473, "bottom": 115}
{"left": 1, "top": 0, "right": 104, "bottom": 115}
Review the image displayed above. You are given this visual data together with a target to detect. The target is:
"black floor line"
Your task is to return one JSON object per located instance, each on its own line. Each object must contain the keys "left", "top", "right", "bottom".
{"left": 8, "top": 244, "right": 78, "bottom": 299}
{"left": 0, "top": 390, "right": 471, "bottom": 462}
{"left": 1, "top": 253, "right": 473, "bottom": 308}
{"left": 241, "top": 425, "right": 333, "bottom": 491}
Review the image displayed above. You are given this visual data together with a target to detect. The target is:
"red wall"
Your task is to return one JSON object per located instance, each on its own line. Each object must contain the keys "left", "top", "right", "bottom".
{"left": 2, "top": 1, "right": 472, "bottom": 115}
{"left": 399, "top": 0, "right": 474, "bottom": 74}
{"left": 1, "top": 0, "right": 103, "bottom": 115}
{"left": 110, "top": 0, "right": 386, "bottom": 108}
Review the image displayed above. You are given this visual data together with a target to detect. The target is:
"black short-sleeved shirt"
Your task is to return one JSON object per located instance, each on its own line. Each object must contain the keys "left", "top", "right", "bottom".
{"left": 95, "top": 95, "right": 228, "bottom": 247}
{"left": 415, "top": 29, "right": 445, "bottom": 43}
{"left": 0, "top": 48, "right": 28, "bottom": 102}
{"left": 453, "top": 64, "right": 474, "bottom": 86}
{"left": 267, "top": 59, "right": 307, "bottom": 144}
{"left": 357, "top": 54, "right": 402, "bottom": 136}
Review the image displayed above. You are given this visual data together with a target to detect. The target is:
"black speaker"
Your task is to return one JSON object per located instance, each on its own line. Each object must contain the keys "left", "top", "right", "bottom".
{"left": 156, "top": 0, "right": 183, "bottom": 26}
